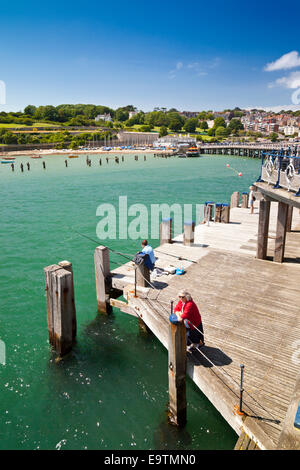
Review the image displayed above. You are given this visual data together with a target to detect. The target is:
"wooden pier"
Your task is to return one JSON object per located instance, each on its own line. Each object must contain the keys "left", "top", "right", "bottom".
{"left": 106, "top": 197, "right": 300, "bottom": 450}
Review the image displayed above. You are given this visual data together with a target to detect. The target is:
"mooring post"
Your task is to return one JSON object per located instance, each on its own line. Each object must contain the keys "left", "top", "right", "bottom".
{"left": 94, "top": 245, "right": 112, "bottom": 313}
{"left": 204, "top": 201, "right": 214, "bottom": 222}
{"left": 230, "top": 191, "right": 240, "bottom": 208}
{"left": 44, "top": 264, "right": 76, "bottom": 356}
{"left": 256, "top": 198, "right": 271, "bottom": 260}
{"left": 286, "top": 205, "right": 293, "bottom": 232}
{"left": 183, "top": 221, "right": 195, "bottom": 246}
{"left": 168, "top": 319, "right": 187, "bottom": 427}
{"left": 274, "top": 201, "right": 288, "bottom": 263}
{"left": 241, "top": 192, "right": 249, "bottom": 208}
{"left": 160, "top": 217, "right": 173, "bottom": 245}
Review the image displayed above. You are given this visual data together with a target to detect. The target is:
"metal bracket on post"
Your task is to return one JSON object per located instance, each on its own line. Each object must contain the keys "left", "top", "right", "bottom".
{"left": 234, "top": 364, "right": 246, "bottom": 416}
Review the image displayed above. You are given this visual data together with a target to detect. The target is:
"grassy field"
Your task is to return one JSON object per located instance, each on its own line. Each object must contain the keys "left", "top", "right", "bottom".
{"left": 0, "top": 122, "right": 58, "bottom": 129}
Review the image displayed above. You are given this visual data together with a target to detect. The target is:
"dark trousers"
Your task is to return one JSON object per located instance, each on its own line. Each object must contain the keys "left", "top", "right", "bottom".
{"left": 186, "top": 322, "right": 204, "bottom": 345}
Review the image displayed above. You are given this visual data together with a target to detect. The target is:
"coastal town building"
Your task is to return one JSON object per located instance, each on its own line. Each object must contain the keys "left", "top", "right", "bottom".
{"left": 95, "top": 113, "right": 113, "bottom": 122}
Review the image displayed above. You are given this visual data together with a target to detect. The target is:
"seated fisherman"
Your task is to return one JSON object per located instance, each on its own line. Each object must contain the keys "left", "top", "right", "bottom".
{"left": 174, "top": 290, "right": 204, "bottom": 351}
{"left": 140, "top": 239, "right": 156, "bottom": 271}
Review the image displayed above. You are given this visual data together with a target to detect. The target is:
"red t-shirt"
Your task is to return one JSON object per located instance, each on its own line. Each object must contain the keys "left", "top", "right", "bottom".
{"left": 174, "top": 299, "right": 202, "bottom": 330}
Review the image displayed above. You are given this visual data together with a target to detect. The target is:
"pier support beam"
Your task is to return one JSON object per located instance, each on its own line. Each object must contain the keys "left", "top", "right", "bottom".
{"left": 94, "top": 245, "right": 112, "bottom": 314}
{"left": 256, "top": 199, "right": 271, "bottom": 260}
{"left": 160, "top": 217, "right": 173, "bottom": 245}
{"left": 44, "top": 263, "right": 76, "bottom": 356}
{"left": 286, "top": 205, "right": 293, "bottom": 232}
{"left": 274, "top": 202, "right": 288, "bottom": 263}
{"left": 168, "top": 321, "right": 187, "bottom": 427}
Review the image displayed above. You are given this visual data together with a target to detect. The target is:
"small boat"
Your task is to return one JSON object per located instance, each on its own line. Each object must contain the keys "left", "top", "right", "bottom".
{"left": 69, "top": 155, "right": 79, "bottom": 158}
{"left": 2, "top": 157, "right": 16, "bottom": 160}
{"left": 186, "top": 147, "right": 201, "bottom": 157}
{"left": 1, "top": 160, "right": 13, "bottom": 164}
{"left": 31, "top": 155, "right": 42, "bottom": 159}
{"left": 177, "top": 154, "right": 187, "bottom": 158}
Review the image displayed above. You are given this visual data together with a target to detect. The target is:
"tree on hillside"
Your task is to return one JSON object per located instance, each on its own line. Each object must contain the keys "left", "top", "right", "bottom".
{"left": 159, "top": 126, "right": 168, "bottom": 137}
{"left": 270, "top": 132, "right": 278, "bottom": 142}
{"left": 24, "top": 105, "right": 37, "bottom": 116}
{"left": 227, "top": 118, "right": 244, "bottom": 134}
{"left": 183, "top": 118, "right": 198, "bottom": 133}
{"left": 199, "top": 120, "right": 208, "bottom": 130}
{"left": 168, "top": 112, "right": 185, "bottom": 132}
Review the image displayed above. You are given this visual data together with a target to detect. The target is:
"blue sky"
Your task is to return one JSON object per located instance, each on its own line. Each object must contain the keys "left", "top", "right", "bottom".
{"left": 1, "top": 0, "right": 300, "bottom": 112}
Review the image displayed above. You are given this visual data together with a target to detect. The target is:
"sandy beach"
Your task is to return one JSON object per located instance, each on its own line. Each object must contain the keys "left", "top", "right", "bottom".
{"left": 1, "top": 148, "right": 173, "bottom": 157}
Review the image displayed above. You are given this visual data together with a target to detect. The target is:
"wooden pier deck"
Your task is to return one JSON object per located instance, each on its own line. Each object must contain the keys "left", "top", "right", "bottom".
{"left": 109, "top": 203, "right": 300, "bottom": 450}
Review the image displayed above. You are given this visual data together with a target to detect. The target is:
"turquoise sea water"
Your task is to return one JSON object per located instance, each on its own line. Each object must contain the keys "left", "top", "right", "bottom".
{"left": 0, "top": 153, "right": 260, "bottom": 450}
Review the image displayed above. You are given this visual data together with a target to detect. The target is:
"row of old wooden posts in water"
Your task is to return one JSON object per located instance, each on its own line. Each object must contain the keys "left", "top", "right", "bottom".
{"left": 43, "top": 191, "right": 248, "bottom": 428}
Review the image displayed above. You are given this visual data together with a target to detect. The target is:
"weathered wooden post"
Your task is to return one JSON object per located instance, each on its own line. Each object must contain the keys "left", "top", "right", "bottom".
{"left": 58, "top": 260, "right": 77, "bottom": 341}
{"left": 230, "top": 191, "right": 240, "bottom": 208}
{"left": 160, "top": 217, "right": 172, "bottom": 245}
{"left": 221, "top": 203, "right": 230, "bottom": 223}
{"left": 241, "top": 192, "right": 249, "bottom": 208}
{"left": 286, "top": 205, "right": 293, "bottom": 232}
{"left": 256, "top": 198, "right": 271, "bottom": 260}
{"left": 44, "top": 263, "right": 76, "bottom": 356}
{"left": 183, "top": 221, "right": 195, "bottom": 246}
{"left": 215, "top": 203, "right": 222, "bottom": 222}
{"left": 94, "top": 245, "right": 112, "bottom": 313}
{"left": 168, "top": 319, "right": 187, "bottom": 427}
{"left": 204, "top": 202, "right": 214, "bottom": 222}
{"left": 274, "top": 202, "right": 288, "bottom": 263}
{"left": 136, "top": 262, "right": 150, "bottom": 288}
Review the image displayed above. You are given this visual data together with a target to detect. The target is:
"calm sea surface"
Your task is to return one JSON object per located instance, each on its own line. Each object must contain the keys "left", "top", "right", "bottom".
{"left": 0, "top": 153, "right": 260, "bottom": 450}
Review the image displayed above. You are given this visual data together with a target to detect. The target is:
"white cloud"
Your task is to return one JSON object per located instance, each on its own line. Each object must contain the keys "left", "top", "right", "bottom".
{"left": 274, "top": 71, "right": 300, "bottom": 89}
{"left": 264, "top": 51, "right": 300, "bottom": 72}
{"left": 176, "top": 62, "right": 183, "bottom": 70}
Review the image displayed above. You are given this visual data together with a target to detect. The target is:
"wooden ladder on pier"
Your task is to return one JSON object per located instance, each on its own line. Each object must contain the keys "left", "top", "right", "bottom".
{"left": 234, "top": 431, "right": 260, "bottom": 450}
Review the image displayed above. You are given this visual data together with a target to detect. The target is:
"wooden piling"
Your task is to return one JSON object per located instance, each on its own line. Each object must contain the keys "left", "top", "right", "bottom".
{"left": 221, "top": 204, "right": 230, "bottom": 223}
{"left": 44, "top": 264, "right": 76, "bottom": 356}
{"left": 215, "top": 204, "right": 222, "bottom": 223}
{"left": 230, "top": 191, "right": 240, "bottom": 208}
{"left": 160, "top": 217, "right": 173, "bottom": 245}
{"left": 136, "top": 263, "right": 150, "bottom": 288}
{"left": 274, "top": 202, "right": 288, "bottom": 263}
{"left": 58, "top": 260, "right": 77, "bottom": 340}
{"left": 168, "top": 321, "right": 187, "bottom": 427}
{"left": 241, "top": 192, "right": 249, "bottom": 208}
{"left": 183, "top": 221, "right": 195, "bottom": 246}
{"left": 256, "top": 199, "right": 271, "bottom": 260}
{"left": 94, "top": 245, "right": 112, "bottom": 313}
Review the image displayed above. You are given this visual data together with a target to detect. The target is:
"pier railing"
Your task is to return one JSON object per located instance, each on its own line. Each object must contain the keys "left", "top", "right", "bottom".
{"left": 257, "top": 146, "right": 300, "bottom": 195}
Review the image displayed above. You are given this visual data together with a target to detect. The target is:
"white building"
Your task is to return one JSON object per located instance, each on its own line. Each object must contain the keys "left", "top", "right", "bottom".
{"left": 129, "top": 111, "right": 138, "bottom": 119}
{"left": 95, "top": 114, "right": 112, "bottom": 122}
{"left": 283, "top": 125, "right": 299, "bottom": 136}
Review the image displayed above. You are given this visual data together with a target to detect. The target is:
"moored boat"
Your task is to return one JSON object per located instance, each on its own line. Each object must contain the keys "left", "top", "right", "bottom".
{"left": 69, "top": 155, "right": 79, "bottom": 158}
{"left": 186, "top": 147, "right": 201, "bottom": 157}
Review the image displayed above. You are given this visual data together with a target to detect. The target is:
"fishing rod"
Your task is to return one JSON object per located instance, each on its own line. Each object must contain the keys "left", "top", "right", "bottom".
{"left": 73, "top": 230, "right": 133, "bottom": 262}
{"left": 154, "top": 249, "right": 197, "bottom": 264}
